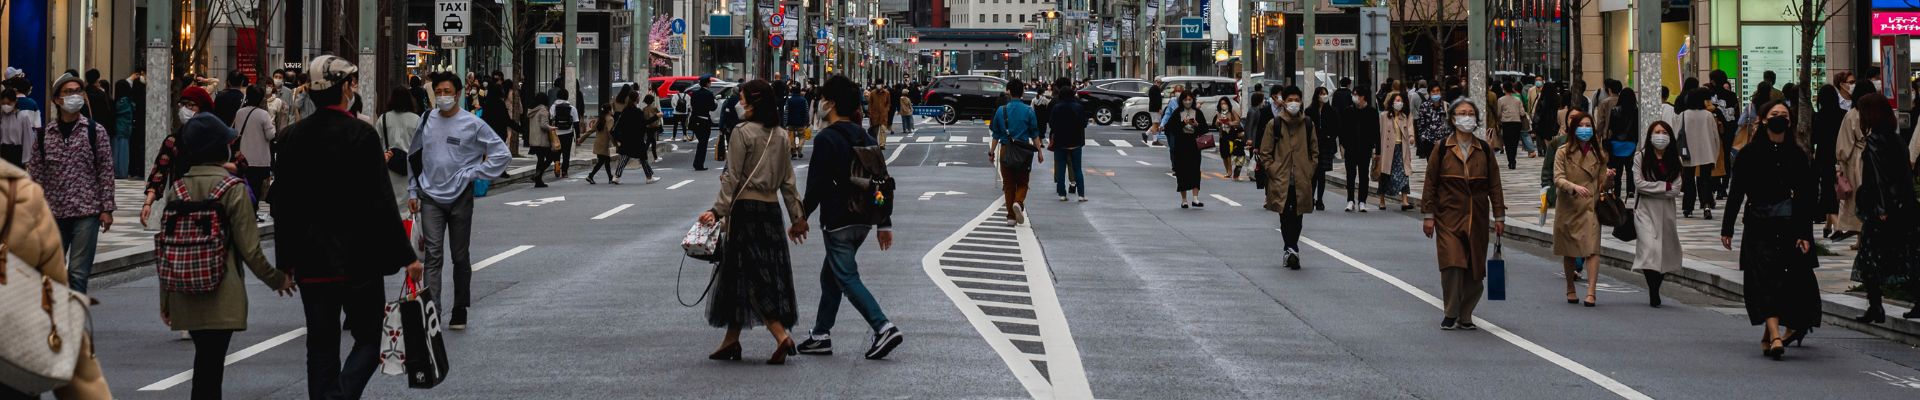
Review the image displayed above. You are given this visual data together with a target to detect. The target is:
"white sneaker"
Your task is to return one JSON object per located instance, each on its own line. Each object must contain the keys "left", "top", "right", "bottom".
{"left": 1078, "top": 196, "right": 1088, "bottom": 202}
{"left": 645, "top": 176, "right": 662, "bottom": 184}
{"left": 1059, "top": 196, "right": 1070, "bottom": 202}
{"left": 1344, "top": 201, "right": 1355, "bottom": 212}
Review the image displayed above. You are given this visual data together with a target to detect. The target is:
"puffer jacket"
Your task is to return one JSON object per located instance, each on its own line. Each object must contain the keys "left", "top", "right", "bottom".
{"left": 0, "top": 161, "right": 112, "bottom": 398}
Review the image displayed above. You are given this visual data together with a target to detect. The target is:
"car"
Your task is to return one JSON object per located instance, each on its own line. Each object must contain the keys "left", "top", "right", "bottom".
{"left": 1076, "top": 78, "right": 1151, "bottom": 126}
{"left": 648, "top": 75, "right": 730, "bottom": 99}
{"left": 1123, "top": 97, "right": 1153, "bottom": 130}
{"left": 1120, "top": 76, "right": 1240, "bottom": 131}
{"left": 921, "top": 75, "right": 1009, "bottom": 125}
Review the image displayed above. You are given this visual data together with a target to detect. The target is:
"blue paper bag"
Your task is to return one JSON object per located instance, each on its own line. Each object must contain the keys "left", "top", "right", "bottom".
{"left": 472, "top": 179, "right": 492, "bottom": 198}
{"left": 1486, "top": 236, "right": 1506, "bottom": 301}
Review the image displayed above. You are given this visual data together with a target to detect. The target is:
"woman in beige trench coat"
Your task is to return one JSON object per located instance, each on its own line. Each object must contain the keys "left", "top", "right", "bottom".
{"left": 1376, "top": 92, "right": 1417, "bottom": 211}
{"left": 1261, "top": 86, "right": 1319, "bottom": 270}
{"left": 1633, "top": 121, "right": 1685, "bottom": 308}
{"left": 1421, "top": 100, "right": 1507, "bottom": 331}
{"left": 1555, "top": 112, "right": 1613, "bottom": 307}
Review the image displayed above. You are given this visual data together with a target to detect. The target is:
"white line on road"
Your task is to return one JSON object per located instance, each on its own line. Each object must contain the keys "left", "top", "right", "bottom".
{"left": 1298, "top": 237, "right": 1654, "bottom": 400}
{"left": 1109, "top": 139, "right": 1135, "bottom": 147}
{"left": 473, "top": 245, "right": 536, "bottom": 272}
{"left": 1135, "top": 160, "right": 1152, "bottom": 166}
{"left": 592, "top": 204, "right": 635, "bottom": 220}
{"left": 666, "top": 179, "right": 696, "bottom": 190}
{"left": 886, "top": 142, "right": 909, "bottom": 165}
{"left": 981, "top": 137, "right": 992, "bottom": 143}
{"left": 140, "top": 328, "right": 310, "bottom": 391}
{"left": 916, "top": 136, "right": 936, "bottom": 143}
{"left": 949, "top": 136, "right": 968, "bottom": 142}
{"left": 1209, "top": 194, "right": 1242, "bottom": 207}
{"left": 1117, "top": 149, "right": 1129, "bottom": 156}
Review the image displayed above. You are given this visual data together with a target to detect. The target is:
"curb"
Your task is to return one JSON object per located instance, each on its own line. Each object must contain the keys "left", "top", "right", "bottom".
{"left": 1321, "top": 165, "right": 1920, "bottom": 346}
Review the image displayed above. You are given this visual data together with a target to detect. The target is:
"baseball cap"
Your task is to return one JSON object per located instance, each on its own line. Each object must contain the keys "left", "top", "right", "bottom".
{"left": 306, "top": 55, "right": 359, "bottom": 91}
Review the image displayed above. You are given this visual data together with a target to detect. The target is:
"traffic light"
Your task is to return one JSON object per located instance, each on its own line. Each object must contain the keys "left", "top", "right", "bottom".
{"left": 908, "top": 37, "right": 919, "bottom": 44}
{"left": 1022, "top": 32, "right": 1033, "bottom": 40}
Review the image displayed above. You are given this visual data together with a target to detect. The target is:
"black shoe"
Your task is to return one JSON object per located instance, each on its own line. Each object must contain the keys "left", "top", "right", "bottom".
{"left": 797, "top": 337, "right": 833, "bottom": 355}
{"left": 1785, "top": 328, "right": 1810, "bottom": 347}
{"left": 1314, "top": 201, "right": 1325, "bottom": 211}
{"left": 1904, "top": 309, "right": 1920, "bottom": 320}
{"left": 1703, "top": 209, "right": 1713, "bottom": 221}
{"left": 1456, "top": 321, "right": 1479, "bottom": 331}
{"left": 1441, "top": 317, "right": 1457, "bottom": 330}
{"left": 533, "top": 183, "right": 549, "bottom": 188}
{"left": 1193, "top": 202, "right": 1205, "bottom": 208}
{"left": 694, "top": 167, "right": 711, "bottom": 171}
{"left": 865, "top": 326, "right": 904, "bottom": 360}
{"left": 450, "top": 307, "right": 468, "bottom": 330}
{"left": 708, "top": 342, "right": 742, "bottom": 361}
{"left": 1285, "top": 251, "right": 1301, "bottom": 270}
{"left": 1649, "top": 293, "right": 1663, "bottom": 308}
{"left": 1683, "top": 210, "right": 1694, "bottom": 218}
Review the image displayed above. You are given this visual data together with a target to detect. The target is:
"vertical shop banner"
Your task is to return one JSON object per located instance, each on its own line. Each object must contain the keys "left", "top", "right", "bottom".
{"left": 237, "top": 29, "right": 261, "bottom": 85}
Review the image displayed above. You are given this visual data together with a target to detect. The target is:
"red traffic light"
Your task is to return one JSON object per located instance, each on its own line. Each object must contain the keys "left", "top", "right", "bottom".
{"left": 416, "top": 29, "right": 429, "bottom": 43}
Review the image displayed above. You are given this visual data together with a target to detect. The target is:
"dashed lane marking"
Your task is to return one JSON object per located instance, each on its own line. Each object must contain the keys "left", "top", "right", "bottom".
{"left": 472, "top": 245, "right": 536, "bottom": 272}
{"left": 923, "top": 199, "right": 1092, "bottom": 399}
{"left": 1299, "top": 237, "right": 1653, "bottom": 400}
{"left": 1116, "top": 150, "right": 1129, "bottom": 156}
{"left": 1209, "top": 194, "right": 1242, "bottom": 207}
{"left": 592, "top": 204, "right": 634, "bottom": 220}
{"left": 917, "top": 136, "right": 937, "bottom": 143}
{"left": 1134, "top": 160, "right": 1151, "bottom": 166}
{"left": 666, "top": 179, "right": 696, "bottom": 190}
{"left": 139, "top": 328, "right": 309, "bottom": 391}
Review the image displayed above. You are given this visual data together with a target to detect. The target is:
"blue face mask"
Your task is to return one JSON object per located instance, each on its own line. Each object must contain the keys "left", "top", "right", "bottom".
{"left": 1429, "top": 95, "right": 1442, "bottom": 101}
{"left": 1575, "top": 127, "right": 1595, "bottom": 141}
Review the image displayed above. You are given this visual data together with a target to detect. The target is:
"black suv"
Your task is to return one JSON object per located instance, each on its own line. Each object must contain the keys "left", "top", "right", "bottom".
{"left": 922, "top": 75, "right": 1008, "bottom": 125}
{"left": 1076, "top": 78, "right": 1150, "bottom": 126}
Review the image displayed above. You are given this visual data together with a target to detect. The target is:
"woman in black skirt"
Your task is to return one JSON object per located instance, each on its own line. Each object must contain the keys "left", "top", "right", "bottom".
{"left": 1719, "top": 101, "right": 1822, "bottom": 360}
{"left": 697, "top": 80, "right": 805, "bottom": 364}
{"left": 1170, "top": 92, "right": 1207, "bottom": 208}
{"left": 1848, "top": 93, "right": 1920, "bottom": 323}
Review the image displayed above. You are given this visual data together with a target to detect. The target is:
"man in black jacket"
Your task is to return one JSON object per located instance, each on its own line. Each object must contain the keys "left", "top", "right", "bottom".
{"left": 687, "top": 76, "right": 718, "bottom": 170}
{"left": 269, "top": 56, "right": 420, "bottom": 400}
{"left": 1048, "top": 78, "right": 1089, "bottom": 201}
{"left": 213, "top": 71, "right": 248, "bottom": 126}
{"left": 795, "top": 75, "right": 904, "bottom": 360}
{"left": 1341, "top": 91, "right": 1379, "bottom": 212}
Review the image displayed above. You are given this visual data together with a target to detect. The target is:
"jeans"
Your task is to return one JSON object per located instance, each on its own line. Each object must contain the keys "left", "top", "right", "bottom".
{"left": 189, "top": 330, "right": 235, "bottom": 400}
{"left": 298, "top": 278, "right": 386, "bottom": 400}
{"left": 812, "top": 226, "right": 889, "bottom": 336}
{"left": 1520, "top": 130, "right": 1538, "bottom": 154}
{"left": 1344, "top": 158, "right": 1371, "bottom": 204}
{"left": 56, "top": 216, "right": 101, "bottom": 293}
{"left": 902, "top": 113, "right": 914, "bottom": 134}
{"left": 613, "top": 154, "right": 653, "bottom": 179}
{"left": 420, "top": 187, "right": 474, "bottom": 311}
{"left": 113, "top": 134, "right": 131, "bottom": 178}
{"left": 1053, "top": 147, "right": 1084, "bottom": 197}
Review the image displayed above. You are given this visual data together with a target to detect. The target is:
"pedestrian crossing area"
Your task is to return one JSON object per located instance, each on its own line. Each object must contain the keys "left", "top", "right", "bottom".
{"left": 905, "top": 134, "right": 1138, "bottom": 148}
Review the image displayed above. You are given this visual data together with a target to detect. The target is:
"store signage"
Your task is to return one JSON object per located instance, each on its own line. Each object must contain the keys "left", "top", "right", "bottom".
{"left": 1873, "top": 12, "right": 1920, "bottom": 35}
{"left": 1296, "top": 34, "right": 1358, "bottom": 51}
{"left": 435, "top": 1, "right": 471, "bottom": 36}
{"left": 579, "top": 32, "right": 600, "bottom": 49}
{"left": 534, "top": 32, "right": 563, "bottom": 49}
{"left": 1180, "top": 17, "right": 1205, "bottom": 39}
{"left": 711, "top": 15, "right": 733, "bottom": 36}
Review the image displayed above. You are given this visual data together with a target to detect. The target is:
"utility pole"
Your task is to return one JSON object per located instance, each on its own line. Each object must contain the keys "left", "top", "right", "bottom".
{"left": 359, "top": 0, "right": 378, "bottom": 114}
{"left": 635, "top": 0, "right": 653, "bottom": 86}
{"left": 1240, "top": 0, "right": 1253, "bottom": 102}
{"left": 1634, "top": 0, "right": 1660, "bottom": 139}
{"left": 501, "top": 0, "right": 514, "bottom": 76}
{"left": 747, "top": 0, "right": 760, "bottom": 80}
{"left": 1153, "top": 0, "right": 1164, "bottom": 79}
{"left": 1467, "top": 0, "right": 1486, "bottom": 133}
{"left": 565, "top": 0, "right": 579, "bottom": 101}
{"left": 143, "top": 0, "right": 173, "bottom": 172}
{"left": 1303, "top": 0, "right": 1317, "bottom": 95}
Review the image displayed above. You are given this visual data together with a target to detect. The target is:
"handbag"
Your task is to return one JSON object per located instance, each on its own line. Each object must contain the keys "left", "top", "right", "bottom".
{"left": 1595, "top": 192, "right": 1628, "bottom": 227}
{"left": 1196, "top": 133, "right": 1217, "bottom": 150}
{"left": 1836, "top": 169, "right": 1855, "bottom": 201}
{"left": 1001, "top": 140, "right": 1039, "bottom": 171}
{"left": 388, "top": 277, "right": 449, "bottom": 388}
{"left": 1486, "top": 235, "right": 1506, "bottom": 301}
{"left": 0, "top": 180, "right": 93, "bottom": 393}
{"left": 678, "top": 125, "right": 783, "bottom": 306}
{"left": 1612, "top": 195, "right": 1639, "bottom": 241}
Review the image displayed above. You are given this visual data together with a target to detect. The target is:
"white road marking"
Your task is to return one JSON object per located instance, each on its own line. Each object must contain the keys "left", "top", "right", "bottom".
{"left": 140, "top": 328, "right": 310, "bottom": 391}
{"left": 1117, "top": 149, "right": 1129, "bottom": 156}
{"left": 592, "top": 204, "right": 634, "bottom": 220}
{"left": 504, "top": 196, "right": 566, "bottom": 207}
{"left": 1109, "top": 139, "right": 1135, "bottom": 147}
{"left": 916, "top": 136, "right": 937, "bottom": 143}
{"left": 666, "top": 179, "right": 696, "bottom": 190}
{"left": 1298, "top": 237, "right": 1654, "bottom": 400}
{"left": 886, "top": 141, "right": 909, "bottom": 165}
{"left": 473, "top": 245, "right": 536, "bottom": 272}
{"left": 949, "top": 136, "right": 969, "bottom": 142}
{"left": 1135, "top": 160, "right": 1152, "bottom": 166}
{"left": 981, "top": 136, "right": 993, "bottom": 143}
{"left": 1209, "top": 194, "right": 1242, "bottom": 207}
{"left": 937, "top": 162, "right": 969, "bottom": 167}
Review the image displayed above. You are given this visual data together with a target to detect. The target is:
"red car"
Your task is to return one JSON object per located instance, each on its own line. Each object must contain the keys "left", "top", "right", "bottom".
{"left": 648, "top": 76, "right": 709, "bottom": 99}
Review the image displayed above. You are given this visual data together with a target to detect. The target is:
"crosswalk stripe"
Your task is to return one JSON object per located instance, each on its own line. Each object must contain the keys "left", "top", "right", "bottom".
{"left": 916, "top": 136, "right": 936, "bottom": 143}
{"left": 1109, "top": 139, "right": 1135, "bottom": 147}
{"left": 949, "top": 136, "right": 968, "bottom": 142}
{"left": 982, "top": 136, "right": 993, "bottom": 143}
{"left": 667, "top": 179, "right": 695, "bottom": 190}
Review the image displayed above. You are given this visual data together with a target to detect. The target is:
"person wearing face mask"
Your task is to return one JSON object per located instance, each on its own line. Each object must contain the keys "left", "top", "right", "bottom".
{"left": 1845, "top": 93, "right": 1920, "bottom": 324}
{"left": 1719, "top": 101, "right": 1821, "bottom": 360}
{"left": 1832, "top": 71, "right": 1872, "bottom": 243}
{"left": 407, "top": 70, "right": 511, "bottom": 332}
{"left": 1260, "top": 86, "right": 1319, "bottom": 270}
{"left": 1341, "top": 91, "right": 1379, "bottom": 212}
{"left": 1633, "top": 121, "right": 1684, "bottom": 308}
{"left": 1377, "top": 92, "right": 1415, "bottom": 211}
{"left": 1168, "top": 92, "right": 1207, "bottom": 209}
{"left": 1421, "top": 99, "right": 1507, "bottom": 330}
{"left": 1307, "top": 86, "right": 1338, "bottom": 210}
{"left": 0, "top": 88, "right": 30, "bottom": 165}
{"left": 1554, "top": 111, "right": 1613, "bottom": 307}
{"left": 26, "top": 75, "right": 115, "bottom": 294}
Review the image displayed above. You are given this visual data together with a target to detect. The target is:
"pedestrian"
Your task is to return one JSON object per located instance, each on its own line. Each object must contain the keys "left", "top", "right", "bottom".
{"left": 1498, "top": 83, "right": 1529, "bottom": 168}
{"left": 1422, "top": 99, "right": 1507, "bottom": 331}
{"left": 1676, "top": 88, "right": 1724, "bottom": 219}
{"left": 1633, "top": 121, "right": 1684, "bottom": 308}
{"left": 28, "top": 75, "right": 115, "bottom": 293}
{"left": 1166, "top": 92, "right": 1210, "bottom": 208}
{"left": 526, "top": 92, "right": 557, "bottom": 188}
{"left": 1146, "top": 83, "right": 1165, "bottom": 143}
{"left": 1216, "top": 96, "right": 1248, "bottom": 182}
{"left": 670, "top": 90, "right": 689, "bottom": 141}
{"left": 1308, "top": 86, "right": 1338, "bottom": 210}
{"left": 1342, "top": 91, "right": 1379, "bottom": 211}
{"left": 375, "top": 87, "right": 423, "bottom": 208}
{"left": 611, "top": 94, "right": 663, "bottom": 184}
{"left": 583, "top": 96, "right": 622, "bottom": 184}
{"left": 1847, "top": 93, "right": 1920, "bottom": 323}
{"left": 410, "top": 71, "right": 511, "bottom": 330}
{"left": 0, "top": 88, "right": 29, "bottom": 165}
{"left": 1049, "top": 78, "right": 1088, "bottom": 202}
{"left": 1814, "top": 82, "right": 1846, "bottom": 238}
{"left": 1719, "top": 100, "right": 1821, "bottom": 360}
{"left": 796, "top": 75, "right": 905, "bottom": 361}
{"left": 688, "top": 76, "right": 718, "bottom": 171}
{"left": 1416, "top": 82, "right": 1451, "bottom": 159}
{"left": 1247, "top": 87, "right": 1278, "bottom": 188}
{"left": 866, "top": 85, "right": 892, "bottom": 145}
{"left": 233, "top": 86, "right": 277, "bottom": 210}
{"left": 696, "top": 79, "right": 806, "bottom": 365}
{"left": 990, "top": 79, "right": 1043, "bottom": 224}
{"left": 0, "top": 158, "right": 113, "bottom": 399}
{"left": 785, "top": 82, "right": 811, "bottom": 159}
{"left": 718, "top": 89, "right": 740, "bottom": 162}
{"left": 897, "top": 85, "right": 914, "bottom": 135}
{"left": 160, "top": 111, "right": 296, "bottom": 400}
{"left": 548, "top": 85, "right": 576, "bottom": 178}
{"left": 1261, "top": 86, "right": 1320, "bottom": 270}
{"left": 1606, "top": 89, "right": 1640, "bottom": 194}
{"left": 1555, "top": 111, "right": 1611, "bottom": 306}
{"left": 213, "top": 71, "right": 247, "bottom": 126}
{"left": 1377, "top": 91, "right": 1415, "bottom": 211}
{"left": 1833, "top": 74, "right": 1869, "bottom": 243}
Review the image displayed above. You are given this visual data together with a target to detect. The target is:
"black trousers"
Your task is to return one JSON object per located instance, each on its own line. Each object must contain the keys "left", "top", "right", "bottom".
{"left": 242, "top": 166, "right": 272, "bottom": 206}
{"left": 1681, "top": 165, "right": 1718, "bottom": 212}
{"left": 716, "top": 126, "right": 731, "bottom": 162}
{"left": 1608, "top": 156, "right": 1634, "bottom": 196}
{"left": 1312, "top": 168, "right": 1329, "bottom": 205}
{"left": 691, "top": 120, "right": 712, "bottom": 170}
{"left": 0, "top": 144, "right": 21, "bottom": 167}
{"left": 556, "top": 133, "right": 575, "bottom": 175}
{"left": 298, "top": 278, "right": 386, "bottom": 400}
{"left": 190, "top": 330, "right": 236, "bottom": 400}
{"left": 1501, "top": 122, "right": 1524, "bottom": 168}
{"left": 531, "top": 148, "right": 552, "bottom": 185}
{"left": 588, "top": 154, "right": 615, "bottom": 181}
{"left": 1281, "top": 188, "right": 1303, "bottom": 252}
{"left": 1344, "top": 158, "right": 1371, "bottom": 205}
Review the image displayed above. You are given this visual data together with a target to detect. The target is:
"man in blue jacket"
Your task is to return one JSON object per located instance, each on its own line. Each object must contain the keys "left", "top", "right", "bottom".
{"left": 991, "top": 80, "right": 1042, "bottom": 225}
{"left": 796, "top": 75, "right": 904, "bottom": 360}
{"left": 1047, "top": 78, "right": 1088, "bottom": 202}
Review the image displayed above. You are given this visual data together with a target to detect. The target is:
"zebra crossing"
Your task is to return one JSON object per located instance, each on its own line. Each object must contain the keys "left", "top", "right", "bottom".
{"left": 921, "top": 200, "right": 1092, "bottom": 399}
{"left": 904, "top": 134, "right": 1138, "bottom": 148}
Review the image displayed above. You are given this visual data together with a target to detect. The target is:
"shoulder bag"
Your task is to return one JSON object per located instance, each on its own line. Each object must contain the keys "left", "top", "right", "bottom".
{"left": 0, "top": 179, "right": 93, "bottom": 393}
{"left": 678, "top": 126, "right": 781, "bottom": 307}
{"left": 1595, "top": 191, "right": 1629, "bottom": 227}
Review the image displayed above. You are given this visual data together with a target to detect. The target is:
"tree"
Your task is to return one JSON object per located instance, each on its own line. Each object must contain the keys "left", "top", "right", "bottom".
{"left": 177, "top": 0, "right": 284, "bottom": 83}
{"left": 1784, "top": 0, "right": 1854, "bottom": 147}
{"left": 1565, "top": 0, "right": 1594, "bottom": 88}
{"left": 649, "top": 15, "right": 673, "bottom": 69}
{"left": 474, "top": 3, "right": 560, "bottom": 82}
{"left": 1395, "top": 0, "right": 1468, "bottom": 79}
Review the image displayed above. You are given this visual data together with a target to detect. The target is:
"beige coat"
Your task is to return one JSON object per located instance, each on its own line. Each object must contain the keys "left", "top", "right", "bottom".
{"left": 1260, "top": 110, "right": 1318, "bottom": 215}
{"left": 712, "top": 122, "right": 802, "bottom": 224}
{"left": 1422, "top": 133, "right": 1507, "bottom": 276}
{"left": 1376, "top": 112, "right": 1415, "bottom": 171}
{"left": 1632, "top": 152, "right": 1683, "bottom": 274}
{"left": 0, "top": 162, "right": 112, "bottom": 399}
{"left": 1553, "top": 144, "right": 1610, "bottom": 257}
{"left": 1834, "top": 108, "right": 1865, "bottom": 231}
{"left": 160, "top": 166, "right": 287, "bottom": 332}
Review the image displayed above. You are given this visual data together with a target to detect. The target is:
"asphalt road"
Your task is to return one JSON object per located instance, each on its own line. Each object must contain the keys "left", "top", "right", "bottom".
{"left": 80, "top": 120, "right": 1920, "bottom": 399}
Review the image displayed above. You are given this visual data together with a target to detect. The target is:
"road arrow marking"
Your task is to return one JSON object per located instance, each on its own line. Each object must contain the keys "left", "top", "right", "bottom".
{"left": 919, "top": 191, "right": 966, "bottom": 200}
{"left": 505, "top": 196, "right": 567, "bottom": 207}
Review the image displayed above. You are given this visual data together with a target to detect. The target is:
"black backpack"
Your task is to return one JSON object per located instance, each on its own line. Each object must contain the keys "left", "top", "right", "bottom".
{"left": 551, "top": 102, "right": 576, "bottom": 132}
{"left": 837, "top": 125, "right": 894, "bottom": 225}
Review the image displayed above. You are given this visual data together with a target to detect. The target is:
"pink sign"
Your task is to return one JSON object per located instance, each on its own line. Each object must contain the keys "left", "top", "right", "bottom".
{"left": 1874, "top": 12, "right": 1920, "bottom": 35}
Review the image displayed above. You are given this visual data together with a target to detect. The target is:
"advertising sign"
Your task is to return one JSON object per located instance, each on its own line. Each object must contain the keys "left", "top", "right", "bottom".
{"left": 1873, "top": 12, "right": 1920, "bottom": 35}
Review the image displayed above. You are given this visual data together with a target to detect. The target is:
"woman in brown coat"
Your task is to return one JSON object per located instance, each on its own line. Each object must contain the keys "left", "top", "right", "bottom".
{"left": 1260, "top": 86, "right": 1318, "bottom": 270}
{"left": 1421, "top": 99, "right": 1507, "bottom": 331}
{"left": 0, "top": 162, "right": 112, "bottom": 399}
{"left": 1555, "top": 112, "right": 1613, "bottom": 307}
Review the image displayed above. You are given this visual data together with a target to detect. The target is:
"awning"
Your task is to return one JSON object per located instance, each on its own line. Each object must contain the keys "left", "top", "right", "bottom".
{"left": 408, "top": 44, "right": 436, "bottom": 54}
{"left": 650, "top": 50, "right": 681, "bottom": 61}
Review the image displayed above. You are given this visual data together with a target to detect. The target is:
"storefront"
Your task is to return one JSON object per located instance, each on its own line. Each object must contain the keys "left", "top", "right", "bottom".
{"left": 1694, "top": 0, "right": 1833, "bottom": 97}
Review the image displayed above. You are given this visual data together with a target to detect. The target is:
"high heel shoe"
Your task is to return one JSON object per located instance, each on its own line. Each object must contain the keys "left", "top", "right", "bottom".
{"left": 1583, "top": 294, "right": 1596, "bottom": 307}
{"left": 1785, "top": 328, "right": 1809, "bottom": 347}
{"left": 1566, "top": 291, "right": 1579, "bottom": 304}
{"left": 767, "top": 337, "right": 796, "bottom": 365}
{"left": 1904, "top": 309, "right": 1920, "bottom": 320}
{"left": 1765, "top": 338, "right": 1786, "bottom": 360}
{"left": 708, "top": 342, "right": 742, "bottom": 361}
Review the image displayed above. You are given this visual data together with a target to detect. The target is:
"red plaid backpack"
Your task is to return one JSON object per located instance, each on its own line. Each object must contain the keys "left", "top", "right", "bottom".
{"left": 154, "top": 177, "right": 244, "bottom": 293}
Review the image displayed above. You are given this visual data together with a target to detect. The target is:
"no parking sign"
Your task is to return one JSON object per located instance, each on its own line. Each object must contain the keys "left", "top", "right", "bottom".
{"left": 769, "top": 34, "right": 783, "bottom": 48}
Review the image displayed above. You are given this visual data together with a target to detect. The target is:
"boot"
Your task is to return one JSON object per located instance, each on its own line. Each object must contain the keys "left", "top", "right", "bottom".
{"left": 1856, "top": 289, "right": 1887, "bottom": 323}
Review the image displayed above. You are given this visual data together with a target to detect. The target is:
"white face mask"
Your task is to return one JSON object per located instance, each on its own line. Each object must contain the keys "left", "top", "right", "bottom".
{"left": 1319, "top": 95, "right": 1331, "bottom": 103}
{"left": 0, "top": 104, "right": 13, "bottom": 113}
{"left": 435, "top": 96, "right": 457, "bottom": 111}
{"left": 1285, "top": 102, "right": 1302, "bottom": 114}
{"left": 1650, "top": 133, "right": 1672, "bottom": 149}
{"left": 178, "top": 107, "right": 197, "bottom": 122}
{"left": 1392, "top": 101, "right": 1404, "bottom": 111}
{"left": 1841, "top": 83, "right": 1854, "bottom": 94}
{"left": 60, "top": 95, "right": 85, "bottom": 113}
{"left": 1453, "top": 115, "right": 1480, "bottom": 135}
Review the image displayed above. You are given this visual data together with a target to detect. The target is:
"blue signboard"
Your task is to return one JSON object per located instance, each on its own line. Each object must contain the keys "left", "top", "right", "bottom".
{"left": 1102, "top": 41, "right": 1117, "bottom": 55}
{"left": 913, "top": 106, "right": 946, "bottom": 117}
{"left": 671, "top": 18, "right": 687, "bottom": 34}
{"left": 1180, "top": 17, "right": 1204, "bottom": 39}
{"left": 710, "top": 15, "right": 733, "bottom": 36}
{"left": 1329, "top": 0, "right": 1368, "bottom": 6}
{"left": 1876, "top": 0, "right": 1920, "bottom": 9}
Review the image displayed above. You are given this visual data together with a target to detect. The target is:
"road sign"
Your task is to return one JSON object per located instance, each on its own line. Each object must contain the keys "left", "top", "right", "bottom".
{"left": 1063, "top": 10, "right": 1090, "bottom": 20}
{"left": 817, "top": 43, "right": 828, "bottom": 54}
{"left": 671, "top": 18, "right": 686, "bottom": 34}
{"left": 1180, "top": 17, "right": 1204, "bottom": 39}
{"left": 405, "top": 53, "right": 420, "bottom": 68}
{"left": 817, "top": 27, "right": 829, "bottom": 38}
{"left": 769, "top": 14, "right": 784, "bottom": 27}
{"left": 769, "top": 34, "right": 783, "bottom": 48}
{"left": 440, "top": 35, "right": 467, "bottom": 49}
{"left": 434, "top": 1, "right": 470, "bottom": 36}
{"left": 1103, "top": 41, "right": 1117, "bottom": 55}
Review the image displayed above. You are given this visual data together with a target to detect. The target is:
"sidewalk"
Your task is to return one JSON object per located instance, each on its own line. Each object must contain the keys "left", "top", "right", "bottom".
{"left": 1322, "top": 148, "right": 1920, "bottom": 345}
{"left": 91, "top": 147, "right": 595, "bottom": 277}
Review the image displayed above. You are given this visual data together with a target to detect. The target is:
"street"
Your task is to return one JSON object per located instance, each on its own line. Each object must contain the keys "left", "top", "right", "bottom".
{"left": 80, "top": 121, "right": 1920, "bottom": 399}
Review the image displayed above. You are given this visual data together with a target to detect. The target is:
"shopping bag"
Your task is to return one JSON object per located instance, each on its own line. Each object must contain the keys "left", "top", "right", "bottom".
{"left": 379, "top": 295, "right": 407, "bottom": 376}
{"left": 472, "top": 179, "right": 491, "bottom": 198}
{"left": 397, "top": 279, "right": 450, "bottom": 388}
{"left": 1486, "top": 236, "right": 1506, "bottom": 301}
